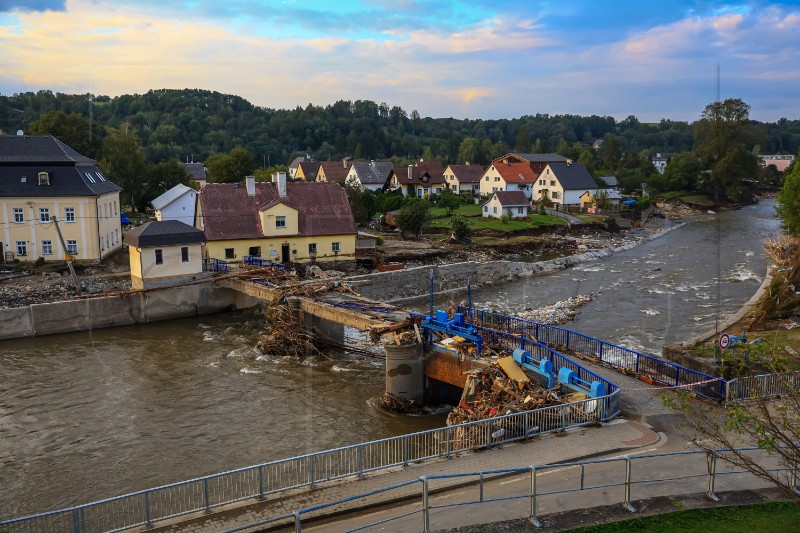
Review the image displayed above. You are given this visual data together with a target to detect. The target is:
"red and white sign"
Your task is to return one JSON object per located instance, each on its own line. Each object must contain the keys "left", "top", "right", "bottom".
{"left": 718, "top": 333, "right": 731, "bottom": 350}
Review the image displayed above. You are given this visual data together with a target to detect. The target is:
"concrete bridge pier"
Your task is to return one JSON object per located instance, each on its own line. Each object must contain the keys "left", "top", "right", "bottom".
{"left": 384, "top": 343, "right": 425, "bottom": 404}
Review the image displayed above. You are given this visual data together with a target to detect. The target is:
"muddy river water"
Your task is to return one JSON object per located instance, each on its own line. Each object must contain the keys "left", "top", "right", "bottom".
{"left": 0, "top": 200, "right": 779, "bottom": 518}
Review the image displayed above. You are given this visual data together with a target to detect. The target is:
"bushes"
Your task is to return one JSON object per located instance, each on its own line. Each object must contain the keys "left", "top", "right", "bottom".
{"left": 450, "top": 214, "right": 472, "bottom": 242}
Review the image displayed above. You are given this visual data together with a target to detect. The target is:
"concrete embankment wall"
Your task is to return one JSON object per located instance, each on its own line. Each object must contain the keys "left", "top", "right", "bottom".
{"left": 0, "top": 283, "right": 261, "bottom": 340}
{"left": 348, "top": 223, "right": 686, "bottom": 303}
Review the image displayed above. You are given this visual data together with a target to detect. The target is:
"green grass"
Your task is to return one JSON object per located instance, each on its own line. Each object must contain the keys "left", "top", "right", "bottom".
{"left": 679, "top": 194, "right": 716, "bottom": 206}
{"left": 429, "top": 204, "right": 483, "bottom": 218}
{"left": 428, "top": 214, "right": 565, "bottom": 230}
{"left": 564, "top": 501, "right": 800, "bottom": 533}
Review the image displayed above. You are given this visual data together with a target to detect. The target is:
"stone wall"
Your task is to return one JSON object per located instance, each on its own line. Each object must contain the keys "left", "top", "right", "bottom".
{"left": 0, "top": 283, "right": 260, "bottom": 340}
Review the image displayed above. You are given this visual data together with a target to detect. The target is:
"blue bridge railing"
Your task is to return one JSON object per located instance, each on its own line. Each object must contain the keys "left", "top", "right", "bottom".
{"left": 242, "top": 255, "right": 285, "bottom": 270}
{"left": 203, "top": 258, "right": 230, "bottom": 273}
{"left": 459, "top": 306, "right": 724, "bottom": 402}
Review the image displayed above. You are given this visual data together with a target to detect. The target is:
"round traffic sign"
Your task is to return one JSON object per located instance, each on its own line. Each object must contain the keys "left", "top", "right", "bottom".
{"left": 718, "top": 333, "right": 731, "bottom": 350}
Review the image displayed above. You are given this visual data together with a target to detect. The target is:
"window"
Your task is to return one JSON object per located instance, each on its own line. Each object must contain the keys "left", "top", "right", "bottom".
{"left": 451, "top": 184, "right": 457, "bottom": 191}
{"left": 85, "top": 172, "right": 96, "bottom": 184}
{"left": 96, "top": 172, "right": 105, "bottom": 182}
{"left": 275, "top": 216, "right": 286, "bottom": 228}
{"left": 38, "top": 172, "right": 50, "bottom": 186}
{"left": 64, "top": 207, "right": 75, "bottom": 222}
{"left": 484, "top": 176, "right": 489, "bottom": 181}
{"left": 66, "top": 240, "right": 78, "bottom": 255}
{"left": 181, "top": 247, "right": 189, "bottom": 262}
{"left": 225, "top": 248, "right": 235, "bottom": 259}
{"left": 13, "top": 208, "right": 23, "bottom": 223}
{"left": 155, "top": 249, "right": 163, "bottom": 265}
{"left": 483, "top": 206, "right": 488, "bottom": 212}
{"left": 518, "top": 207, "right": 524, "bottom": 214}
{"left": 494, "top": 177, "right": 500, "bottom": 182}
{"left": 493, "top": 207, "right": 497, "bottom": 213}
{"left": 41, "top": 240, "right": 53, "bottom": 255}
{"left": 308, "top": 243, "right": 317, "bottom": 254}
{"left": 553, "top": 192, "right": 560, "bottom": 199}
{"left": 248, "top": 246, "right": 261, "bottom": 257}
{"left": 550, "top": 180, "right": 556, "bottom": 186}
{"left": 116, "top": 229, "right": 119, "bottom": 243}
{"left": 16, "top": 241, "right": 26, "bottom": 257}
{"left": 332, "top": 242, "right": 340, "bottom": 252}
{"left": 39, "top": 208, "right": 50, "bottom": 222}
{"left": 113, "top": 201, "right": 117, "bottom": 215}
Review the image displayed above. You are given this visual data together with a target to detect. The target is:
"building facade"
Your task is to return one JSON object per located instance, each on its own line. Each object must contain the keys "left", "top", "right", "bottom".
{"left": 0, "top": 134, "right": 123, "bottom": 262}
{"left": 123, "top": 220, "right": 207, "bottom": 289}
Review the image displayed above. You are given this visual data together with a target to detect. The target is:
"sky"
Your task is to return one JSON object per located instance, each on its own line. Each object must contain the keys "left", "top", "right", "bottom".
{"left": 0, "top": 0, "right": 798, "bottom": 122}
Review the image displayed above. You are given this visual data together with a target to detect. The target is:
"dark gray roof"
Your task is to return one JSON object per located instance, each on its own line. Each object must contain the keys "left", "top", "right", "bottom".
{"left": 183, "top": 162, "right": 208, "bottom": 181}
{"left": 0, "top": 135, "right": 121, "bottom": 197}
{"left": 493, "top": 190, "right": 529, "bottom": 207}
{"left": 546, "top": 162, "right": 598, "bottom": 190}
{"left": 509, "top": 152, "right": 568, "bottom": 163}
{"left": 289, "top": 155, "right": 314, "bottom": 169}
{"left": 123, "top": 220, "right": 206, "bottom": 248}
{"left": 598, "top": 175, "right": 618, "bottom": 187}
{"left": 0, "top": 135, "right": 93, "bottom": 163}
{"left": 352, "top": 162, "right": 393, "bottom": 185}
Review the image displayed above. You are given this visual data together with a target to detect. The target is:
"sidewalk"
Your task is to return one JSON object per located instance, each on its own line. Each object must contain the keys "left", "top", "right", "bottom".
{"left": 147, "top": 420, "right": 661, "bottom": 533}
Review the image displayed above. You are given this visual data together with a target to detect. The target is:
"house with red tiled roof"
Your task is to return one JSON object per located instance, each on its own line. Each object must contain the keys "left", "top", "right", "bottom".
{"left": 196, "top": 173, "right": 356, "bottom": 264}
{"left": 482, "top": 191, "right": 530, "bottom": 219}
{"left": 492, "top": 152, "right": 568, "bottom": 173}
{"left": 478, "top": 160, "right": 538, "bottom": 199}
{"left": 316, "top": 159, "right": 353, "bottom": 184}
{"left": 388, "top": 161, "right": 446, "bottom": 197}
{"left": 443, "top": 163, "right": 484, "bottom": 195}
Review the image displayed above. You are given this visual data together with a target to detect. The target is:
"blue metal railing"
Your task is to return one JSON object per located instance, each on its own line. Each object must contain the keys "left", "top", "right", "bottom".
{"left": 242, "top": 255, "right": 285, "bottom": 270}
{"left": 203, "top": 258, "right": 230, "bottom": 273}
{"left": 460, "top": 306, "right": 724, "bottom": 402}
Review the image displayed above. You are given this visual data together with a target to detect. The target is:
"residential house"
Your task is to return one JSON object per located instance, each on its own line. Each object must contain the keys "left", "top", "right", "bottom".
{"left": 478, "top": 160, "right": 538, "bottom": 199}
{"left": 652, "top": 153, "right": 667, "bottom": 174}
{"left": 197, "top": 173, "right": 356, "bottom": 264}
{"left": 316, "top": 159, "right": 354, "bottom": 185}
{"left": 183, "top": 162, "right": 208, "bottom": 188}
{"left": 535, "top": 162, "right": 599, "bottom": 206}
{"left": 123, "top": 220, "right": 207, "bottom": 289}
{"left": 443, "top": 163, "right": 484, "bottom": 195}
{"left": 492, "top": 152, "right": 568, "bottom": 173}
{"left": 295, "top": 160, "right": 321, "bottom": 182}
{"left": 288, "top": 155, "right": 314, "bottom": 179}
{"left": 151, "top": 183, "right": 197, "bottom": 226}
{"left": 578, "top": 189, "right": 623, "bottom": 210}
{"left": 0, "top": 134, "right": 123, "bottom": 263}
{"left": 345, "top": 161, "right": 394, "bottom": 191}
{"left": 597, "top": 175, "right": 619, "bottom": 190}
{"left": 759, "top": 155, "right": 794, "bottom": 173}
{"left": 482, "top": 191, "right": 530, "bottom": 219}
{"left": 388, "top": 161, "right": 447, "bottom": 197}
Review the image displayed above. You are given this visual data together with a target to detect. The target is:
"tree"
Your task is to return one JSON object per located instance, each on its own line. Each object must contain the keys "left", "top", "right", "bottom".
{"left": 99, "top": 123, "right": 147, "bottom": 210}
{"left": 457, "top": 138, "right": 481, "bottom": 165}
{"left": 660, "top": 151, "right": 700, "bottom": 191}
{"left": 345, "top": 185, "right": 370, "bottom": 225}
{"left": 600, "top": 135, "right": 622, "bottom": 173}
{"left": 28, "top": 110, "right": 103, "bottom": 159}
{"left": 396, "top": 198, "right": 431, "bottom": 239}
{"left": 708, "top": 144, "right": 760, "bottom": 203}
{"left": 206, "top": 147, "right": 257, "bottom": 183}
{"left": 450, "top": 214, "right": 471, "bottom": 242}
{"left": 145, "top": 159, "right": 190, "bottom": 208}
{"left": 533, "top": 138, "right": 549, "bottom": 154}
{"left": 437, "top": 187, "right": 462, "bottom": 216}
{"left": 515, "top": 129, "right": 531, "bottom": 153}
{"left": 777, "top": 157, "right": 800, "bottom": 234}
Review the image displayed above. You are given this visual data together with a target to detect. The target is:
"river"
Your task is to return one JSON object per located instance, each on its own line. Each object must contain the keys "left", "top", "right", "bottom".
{"left": 0, "top": 199, "right": 780, "bottom": 518}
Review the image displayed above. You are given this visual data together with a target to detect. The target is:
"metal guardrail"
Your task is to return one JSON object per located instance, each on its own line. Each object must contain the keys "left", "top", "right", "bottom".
{"left": 224, "top": 447, "right": 797, "bottom": 533}
{"left": 203, "top": 257, "right": 230, "bottom": 273}
{"left": 460, "top": 306, "right": 724, "bottom": 402}
{"left": 0, "top": 392, "right": 620, "bottom": 533}
{"left": 725, "top": 371, "right": 800, "bottom": 402}
{"left": 242, "top": 255, "right": 285, "bottom": 271}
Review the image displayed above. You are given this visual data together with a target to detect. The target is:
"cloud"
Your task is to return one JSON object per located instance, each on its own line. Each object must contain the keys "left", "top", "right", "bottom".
{"left": 0, "top": 0, "right": 65, "bottom": 12}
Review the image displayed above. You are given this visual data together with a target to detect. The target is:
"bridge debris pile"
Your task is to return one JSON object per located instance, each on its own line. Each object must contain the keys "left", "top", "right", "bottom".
{"left": 513, "top": 294, "right": 593, "bottom": 325}
{"left": 377, "top": 392, "right": 427, "bottom": 415}
{"left": 446, "top": 362, "right": 562, "bottom": 427}
{"left": 256, "top": 304, "right": 325, "bottom": 358}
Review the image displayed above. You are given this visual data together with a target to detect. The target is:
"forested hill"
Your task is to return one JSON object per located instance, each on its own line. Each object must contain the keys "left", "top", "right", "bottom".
{"left": 1, "top": 88, "right": 799, "bottom": 166}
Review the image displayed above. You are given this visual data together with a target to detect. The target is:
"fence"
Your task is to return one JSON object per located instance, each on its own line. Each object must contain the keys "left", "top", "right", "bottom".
{"left": 460, "top": 306, "right": 725, "bottom": 402}
{"left": 725, "top": 371, "right": 800, "bottom": 402}
{"left": 0, "top": 391, "right": 620, "bottom": 533}
{"left": 217, "top": 446, "right": 795, "bottom": 532}
{"left": 242, "top": 255, "right": 285, "bottom": 270}
{"left": 203, "top": 257, "right": 230, "bottom": 273}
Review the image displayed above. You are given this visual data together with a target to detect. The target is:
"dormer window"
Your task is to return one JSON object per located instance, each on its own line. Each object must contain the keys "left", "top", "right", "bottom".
{"left": 85, "top": 172, "right": 96, "bottom": 184}
{"left": 38, "top": 172, "right": 50, "bottom": 186}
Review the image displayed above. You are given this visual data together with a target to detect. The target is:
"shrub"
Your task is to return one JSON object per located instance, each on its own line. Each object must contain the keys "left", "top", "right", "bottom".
{"left": 34, "top": 256, "right": 46, "bottom": 267}
{"left": 500, "top": 214, "right": 510, "bottom": 224}
{"left": 450, "top": 214, "right": 472, "bottom": 242}
{"left": 539, "top": 204, "right": 546, "bottom": 215}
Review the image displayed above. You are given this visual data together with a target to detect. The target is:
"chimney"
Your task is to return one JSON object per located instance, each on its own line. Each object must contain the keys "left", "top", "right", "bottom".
{"left": 408, "top": 165, "right": 413, "bottom": 181}
{"left": 566, "top": 159, "right": 573, "bottom": 166}
{"left": 343, "top": 158, "right": 347, "bottom": 169}
{"left": 245, "top": 175, "right": 256, "bottom": 197}
{"left": 371, "top": 160, "right": 376, "bottom": 169}
{"left": 273, "top": 172, "right": 287, "bottom": 198}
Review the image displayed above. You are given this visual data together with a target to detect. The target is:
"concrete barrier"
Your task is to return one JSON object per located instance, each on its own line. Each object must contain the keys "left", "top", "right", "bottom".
{"left": 0, "top": 307, "right": 35, "bottom": 339}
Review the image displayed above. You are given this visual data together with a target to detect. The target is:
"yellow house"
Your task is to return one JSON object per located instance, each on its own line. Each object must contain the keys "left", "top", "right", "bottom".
{"left": 123, "top": 220, "right": 207, "bottom": 289}
{"left": 197, "top": 174, "right": 356, "bottom": 264}
{"left": 0, "top": 134, "right": 123, "bottom": 263}
{"left": 294, "top": 161, "right": 320, "bottom": 182}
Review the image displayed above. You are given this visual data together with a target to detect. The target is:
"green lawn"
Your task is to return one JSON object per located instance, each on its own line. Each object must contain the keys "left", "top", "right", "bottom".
{"left": 429, "top": 214, "right": 565, "bottom": 230}
{"left": 429, "top": 204, "right": 483, "bottom": 218}
{"left": 656, "top": 191, "right": 716, "bottom": 206}
{"left": 564, "top": 501, "right": 800, "bottom": 533}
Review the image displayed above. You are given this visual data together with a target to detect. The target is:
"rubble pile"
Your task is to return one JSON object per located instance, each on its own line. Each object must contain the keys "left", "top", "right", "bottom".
{"left": 657, "top": 201, "right": 705, "bottom": 219}
{"left": 0, "top": 276, "right": 131, "bottom": 309}
{"left": 377, "top": 392, "right": 427, "bottom": 415}
{"left": 447, "top": 363, "right": 561, "bottom": 426}
{"left": 256, "top": 304, "right": 326, "bottom": 358}
{"left": 514, "top": 294, "right": 593, "bottom": 325}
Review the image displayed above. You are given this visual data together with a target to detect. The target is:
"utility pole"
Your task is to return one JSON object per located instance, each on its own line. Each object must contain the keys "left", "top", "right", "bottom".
{"left": 52, "top": 216, "right": 81, "bottom": 293}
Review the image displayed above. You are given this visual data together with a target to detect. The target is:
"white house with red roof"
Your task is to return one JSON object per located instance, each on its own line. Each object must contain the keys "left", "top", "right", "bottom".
{"left": 444, "top": 163, "right": 484, "bottom": 195}
{"left": 482, "top": 191, "right": 530, "bottom": 219}
{"left": 478, "top": 160, "right": 538, "bottom": 199}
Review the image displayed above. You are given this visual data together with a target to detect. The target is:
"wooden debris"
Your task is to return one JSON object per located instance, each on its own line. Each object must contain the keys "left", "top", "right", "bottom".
{"left": 256, "top": 304, "right": 327, "bottom": 358}
{"left": 377, "top": 392, "right": 426, "bottom": 415}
